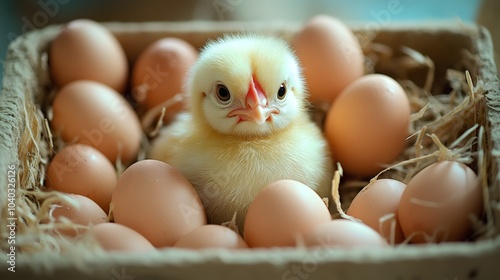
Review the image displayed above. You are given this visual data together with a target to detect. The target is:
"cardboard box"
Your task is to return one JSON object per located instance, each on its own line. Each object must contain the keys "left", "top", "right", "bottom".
{"left": 1, "top": 20, "right": 499, "bottom": 280}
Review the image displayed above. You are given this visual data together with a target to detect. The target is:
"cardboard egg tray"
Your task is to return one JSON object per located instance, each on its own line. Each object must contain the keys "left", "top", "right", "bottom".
{"left": 1, "top": 20, "right": 499, "bottom": 280}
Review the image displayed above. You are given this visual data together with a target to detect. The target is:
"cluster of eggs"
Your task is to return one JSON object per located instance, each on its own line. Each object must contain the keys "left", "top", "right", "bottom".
{"left": 46, "top": 156, "right": 388, "bottom": 251}
{"left": 292, "top": 16, "right": 483, "bottom": 244}
{"left": 43, "top": 16, "right": 482, "bottom": 253}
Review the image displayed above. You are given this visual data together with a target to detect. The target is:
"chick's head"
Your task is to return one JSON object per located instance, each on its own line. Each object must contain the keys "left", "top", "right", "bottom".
{"left": 186, "top": 35, "right": 308, "bottom": 138}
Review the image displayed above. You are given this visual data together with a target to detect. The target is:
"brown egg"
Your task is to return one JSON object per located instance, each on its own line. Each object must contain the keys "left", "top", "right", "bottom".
{"left": 174, "top": 225, "right": 248, "bottom": 250}
{"left": 347, "top": 179, "right": 406, "bottom": 244}
{"left": 51, "top": 80, "right": 142, "bottom": 164}
{"left": 91, "top": 223, "right": 155, "bottom": 253}
{"left": 49, "top": 19, "right": 128, "bottom": 92}
{"left": 112, "top": 160, "right": 206, "bottom": 247}
{"left": 45, "top": 144, "right": 117, "bottom": 212}
{"left": 398, "top": 161, "right": 482, "bottom": 243}
{"left": 243, "top": 180, "right": 331, "bottom": 248}
{"left": 48, "top": 194, "right": 107, "bottom": 236}
{"left": 291, "top": 15, "right": 364, "bottom": 102}
{"left": 304, "top": 219, "right": 389, "bottom": 248}
{"left": 132, "top": 37, "right": 198, "bottom": 118}
{"left": 324, "top": 74, "right": 411, "bottom": 177}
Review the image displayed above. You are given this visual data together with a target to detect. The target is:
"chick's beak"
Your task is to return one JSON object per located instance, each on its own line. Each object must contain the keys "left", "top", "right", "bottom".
{"left": 227, "top": 76, "right": 279, "bottom": 124}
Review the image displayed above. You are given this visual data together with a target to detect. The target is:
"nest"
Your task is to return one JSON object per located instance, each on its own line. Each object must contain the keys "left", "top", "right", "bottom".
{"left": 1, "top": 22, "right": 500, "bottom": 261}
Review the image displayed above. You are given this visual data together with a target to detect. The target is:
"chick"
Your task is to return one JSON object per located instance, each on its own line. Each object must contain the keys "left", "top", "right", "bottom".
{"left": 149, "top": 35, "right": 333, "bottom": 231}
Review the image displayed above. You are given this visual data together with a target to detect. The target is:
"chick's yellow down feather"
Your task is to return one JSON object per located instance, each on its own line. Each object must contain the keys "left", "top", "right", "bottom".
{"left": 149, "top": 35, "right": 334, "bottom": 231}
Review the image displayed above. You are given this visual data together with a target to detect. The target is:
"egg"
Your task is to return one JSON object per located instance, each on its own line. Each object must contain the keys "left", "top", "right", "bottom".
{"left": 398, "top": 160, "right": 482, "bottom": 243}
{"left": 49, "top": 19, "right": 128, "bottom": 92}
{"left": 324, "top": 74, "right": 411, "bottom": 177}
{"left": 132, "top": 37, "right": 198, "bottom": 118}
{"left": 111, "top": 160, "right": 206, "bottom": 247}
{"left": 173, "top": 225, "right": 248, "bottom": 250}
{"left": 48, "top": 194, "right": 107, "bottom": 236}
{"left": 91, "top": 223, "right": 155, "bottom": 253}
{"left": 304, "top": 219, "right": 389, "bottom": 248}
{"left": 45, "top": 144, "right": 117, "bottom": 212}
{"left": 243, "top": 180, "right": 331, "bottom": 248}
{"left": 347, "top": 179, "right": 406, "bottom": 244}
{"left": 51, "top": 80, "right": 142, "bottom": 164}
{"left": 291, "top": 15, "right": 364, "bottom": 102}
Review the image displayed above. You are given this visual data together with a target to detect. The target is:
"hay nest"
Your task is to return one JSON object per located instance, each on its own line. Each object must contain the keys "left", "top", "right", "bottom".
{"left": 1, "top": 22, "right": 499, "bottom": 259}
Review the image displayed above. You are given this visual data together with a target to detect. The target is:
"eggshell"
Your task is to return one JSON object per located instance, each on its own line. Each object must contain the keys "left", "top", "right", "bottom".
{"left": 398, "top": 161, "right": 482, "bottom": 243}
{"left": 347, "top": 179, "right": 406, "bottom": 244}
{"left": 51, "top": 80, "right": 142, "bottom": 164}
{"left": 112, "top": 160, "right": 206, "bottom": 247}
{"left": 304, "top": 219, "right": 389, "bottom": 248}
{"left": 91, "top": 223, "right": 155, "bottom": 253}
{"left": 49, "top": 19, "right": 128, "bottom": 92}
{"left": 174, "top": 225, "right": 248, "bottom": 250}
{"left": 243, "top": 180, "right": 331, "bottom": 248}
{"left": 132, "top": 37, "right": 198, "bottom": 118}
{"left": 291, "top": 15, "right": 364, "bottom": 102}
{"left": 49, "top": 194, "right": 107, "bottom": 236}
{"left": 324, "top": 74, "right": 411, "bottom": 176}
{"left": 46, "top": 144, "right": 117, "bottom": 212}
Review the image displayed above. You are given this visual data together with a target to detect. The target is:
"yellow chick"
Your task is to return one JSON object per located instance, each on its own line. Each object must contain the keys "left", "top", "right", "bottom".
{"left": 149, "top": 35, "right": 333, "bottom": 231}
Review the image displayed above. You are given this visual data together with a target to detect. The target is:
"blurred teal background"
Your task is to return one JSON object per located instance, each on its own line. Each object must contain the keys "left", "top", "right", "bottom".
{"left": 0, "top": 0, "right": 493, "bottom": 92}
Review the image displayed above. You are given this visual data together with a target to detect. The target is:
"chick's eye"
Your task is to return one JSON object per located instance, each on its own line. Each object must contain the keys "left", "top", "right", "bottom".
{"left": 277, "top": 83, "right": 287, "bottom": 100}
{"left": 215, "top": 84, "right": 231, "bottom": 103}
